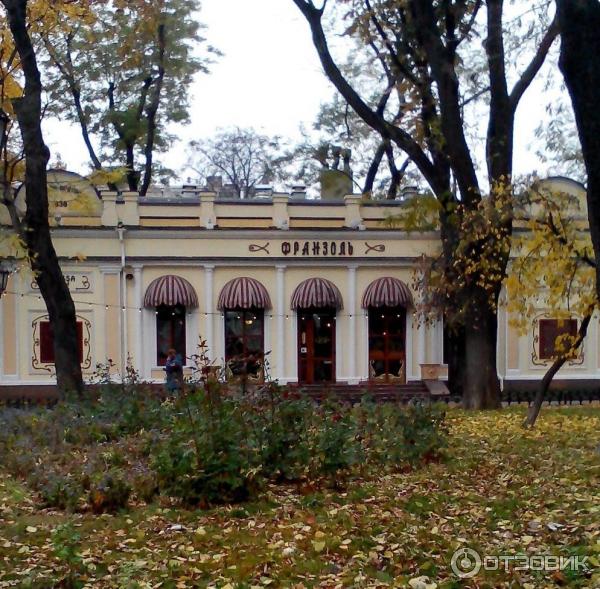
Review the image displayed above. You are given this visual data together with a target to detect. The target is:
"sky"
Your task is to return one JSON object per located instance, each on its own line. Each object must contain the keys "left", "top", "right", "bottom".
{"left": 41, "top": 0, "right": 560, "bottom": 187}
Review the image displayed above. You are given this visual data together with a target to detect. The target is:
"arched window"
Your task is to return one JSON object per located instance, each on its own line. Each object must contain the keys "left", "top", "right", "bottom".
{"left": 218, "top": 277, "right": 271, "bottom": 379}
{"left": 144, "top": 275, "right": 198, "bottom": 367}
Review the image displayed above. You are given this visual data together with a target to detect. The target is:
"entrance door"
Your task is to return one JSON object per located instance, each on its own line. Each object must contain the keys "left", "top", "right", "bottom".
{"left": 298, "top": 309, "right": 336, "bottom": 384}
{"left": 368, "top": 307, "right": 406, "bottom": 383}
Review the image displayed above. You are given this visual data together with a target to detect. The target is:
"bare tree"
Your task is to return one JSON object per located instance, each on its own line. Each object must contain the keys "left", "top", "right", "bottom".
{"left": 188, "top": 128, "right": 290, "bottom": 198}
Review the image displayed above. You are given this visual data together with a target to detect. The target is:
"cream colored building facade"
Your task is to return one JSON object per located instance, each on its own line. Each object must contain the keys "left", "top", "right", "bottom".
{"left": 0, "top": 174, "right": 596, "bottom": 390}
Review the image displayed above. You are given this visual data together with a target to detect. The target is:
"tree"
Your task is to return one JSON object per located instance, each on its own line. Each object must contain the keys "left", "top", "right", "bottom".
{"left": 291, "top": 0, "right": 558, "bottom": 407}
{"left": 188, "top": 127, "right": 291, "bottom": 198}
{"left": 507, "top": 179, "right": 596, "bottom": 426}
{"left": 1, "top": 0, "right": 83, "bottom": 394}
{"left": 556, "top": 0, "right": 600, "bottom": 309}
{"left": 42, "top": 0, "right": 217, "bottom": 195}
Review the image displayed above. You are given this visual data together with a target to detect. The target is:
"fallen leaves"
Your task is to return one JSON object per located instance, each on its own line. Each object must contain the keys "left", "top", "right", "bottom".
{"left": 0, "top": 407, "right": 598, "bottom": 587}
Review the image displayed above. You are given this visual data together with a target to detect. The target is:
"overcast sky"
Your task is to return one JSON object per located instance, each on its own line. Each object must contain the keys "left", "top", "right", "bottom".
{"left": 42, "top": 0, "right": 559, "bottom": 186}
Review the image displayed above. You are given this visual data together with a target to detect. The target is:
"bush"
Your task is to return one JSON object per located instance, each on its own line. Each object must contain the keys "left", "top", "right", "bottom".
{"left": 88, "top": 471, "right": 131, "bottom": 513}
{"left": 152, "top": 389, "right": 261, "bottom": 506}
{"left": 250, "top": 385, "right": 313, "bottom": 481}
{"left": 0, "top": 377, "right": 448, "bottom": 511}
{"left": 361, "top": 401, "right": 447, "bottom": 467}
{"left": 314, "top": 403, "right": 361, "bottom": 483}
{"left": 39, "top": 473, "right": 83, "bottom": 511}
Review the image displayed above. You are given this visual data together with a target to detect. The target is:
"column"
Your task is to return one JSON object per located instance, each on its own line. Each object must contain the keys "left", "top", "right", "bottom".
{"left": 100, "top": 267, "right": 121, "bottom": 378}
{"left": 204, "top": 265, "right": 214, "bottom": 359}
{"left": 133, "top": 266, "right": 144, "bottom": 376}
{"left": 347, "top": 265, "right": 358, "bottom": 383}
{"left": 416, "top": 317, "right": 426, "bottom": 380}
{"left": 275, "top": 265, "right": 286, "bottom": 380}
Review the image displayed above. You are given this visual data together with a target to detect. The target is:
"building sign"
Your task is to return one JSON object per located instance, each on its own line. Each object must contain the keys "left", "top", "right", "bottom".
{"left": 31, "top": 272, "right": 93, "bottom": 293}
{"left": 281, "top": 240, "right": 354, "bottom": 257}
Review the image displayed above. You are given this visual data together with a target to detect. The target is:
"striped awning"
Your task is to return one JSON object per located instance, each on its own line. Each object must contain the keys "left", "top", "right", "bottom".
{"left": 144, "top": 275, "right": 198, "bottom": 308}
{"left": 291, "top": 278, "right": 343, "bottom": 310}
{"left": 217, "top": 277, "right": 272, "bottom": 310}
{"left": 361, "top": 277, "right": 413, "bottom": 308}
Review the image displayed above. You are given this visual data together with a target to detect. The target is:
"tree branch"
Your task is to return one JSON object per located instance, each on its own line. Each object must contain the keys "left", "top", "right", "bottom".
{"left": 291, "top": 0, "right": 446, "bottom": 196}
{"left": 509, "top": 16, "right": 559, "bottom": 112}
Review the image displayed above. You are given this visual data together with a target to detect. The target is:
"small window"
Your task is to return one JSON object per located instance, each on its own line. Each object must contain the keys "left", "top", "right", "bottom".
{"left": 40, "top": 321, "right": 84, "bottom": 364}
{"left": 156, "top": 304, "right": 186, "bottom": 366}
{"left": 539, "top": 318, "right": 578, "bottom": 360}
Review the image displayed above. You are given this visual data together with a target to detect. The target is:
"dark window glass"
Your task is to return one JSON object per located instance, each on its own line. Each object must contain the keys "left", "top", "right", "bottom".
{"left": 224, "top": 309, "right": 264, "bottom": 376}
{"left": 539, "top": 318, "right": 578, "bottom": 360}
{"left": 156, "top": 304, "right": 186, "bottom": 366}
{"left": 40, "top": 321, "right": 83, "bottom": 364}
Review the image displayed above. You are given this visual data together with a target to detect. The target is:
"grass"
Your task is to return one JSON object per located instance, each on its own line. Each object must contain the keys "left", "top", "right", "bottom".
{"left": 0, "top": 406, "right": 598, "bottom": 588}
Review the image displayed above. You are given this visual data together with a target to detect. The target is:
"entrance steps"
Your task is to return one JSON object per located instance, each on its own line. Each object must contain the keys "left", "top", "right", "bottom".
{"left": 288, "top": 380, "right": 446, "bottom": 403}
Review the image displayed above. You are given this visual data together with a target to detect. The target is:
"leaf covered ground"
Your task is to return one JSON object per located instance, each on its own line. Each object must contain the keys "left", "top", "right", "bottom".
{"left": 0, "top": 406, "right": 598, "bottom": 588}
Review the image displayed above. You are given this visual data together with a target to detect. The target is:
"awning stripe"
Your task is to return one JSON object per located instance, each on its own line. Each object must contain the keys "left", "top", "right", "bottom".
{"left": 291, "top": 277, "right": 343, "bottom": 310}
{"left": 217, "top": 277, "right": 272, "bottom": 310}
{"left": 361, "top": 277, "right": 413, "bottom": 308}
{"left": 144, "top": 275, "right": 198, "bottom": 308}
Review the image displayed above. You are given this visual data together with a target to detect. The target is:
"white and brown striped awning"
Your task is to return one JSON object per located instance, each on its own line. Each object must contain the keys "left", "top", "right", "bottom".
{"left": 361, "top": 277, "right": 413, "bottom": 308}
{"left": 291, "top": 278, "right": 343, "bottom": 310}
{"left": 144, "top": 275, "right": 199, "bottom": 308}
{"left": 217, "top": 277, "right": 272, "bottom": 310}
{"left": 361, "top": 276, "right": 413, "bottom": 309}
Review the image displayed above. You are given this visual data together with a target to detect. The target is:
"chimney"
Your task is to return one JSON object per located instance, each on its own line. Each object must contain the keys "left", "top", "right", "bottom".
{"left": 320, "top": 145, "right": 353, "bottom": 200}
{"left": 290, "top": 183, "right": 307, "bottom": 199}
{"left": 206, "top": 175, "right": 223, "bottom": 193}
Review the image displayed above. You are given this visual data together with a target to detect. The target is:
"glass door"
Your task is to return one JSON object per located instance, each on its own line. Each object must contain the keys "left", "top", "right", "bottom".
{"left": 298, "top": 308, "right": 336, "bottom": 384}
{"left": 368, "top": 307, "right": 406, "bottom": 383}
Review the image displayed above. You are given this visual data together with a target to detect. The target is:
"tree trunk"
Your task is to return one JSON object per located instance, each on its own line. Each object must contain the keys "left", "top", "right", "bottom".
{"left": 445, "top": 324, "right": 465, "bottom": 398}
{"left": 4, "top": 0, "right": 83, "bottom": 395}
{"left": 557, "top": 0, "right": 600, "bottom": 302}
{"left": 463, "top": 303, "right": 501, "bottom": 409}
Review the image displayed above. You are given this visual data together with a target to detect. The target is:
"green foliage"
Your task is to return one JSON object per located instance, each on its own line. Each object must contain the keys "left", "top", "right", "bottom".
{"left": 39, "top": 472, "right": 83, "bottom": 511}
{"left": 315, "top": 403, "right": 361, "bottom": 481}
{"left": 251, "top": 385, "right": 313, "bottom": 481}
{"left": 0, "top": 382, "right": 447, "bottom": 510}
{"left": 42, "top": 0, "right": 219, "bottom": 186}
{"left": 88, "top": 471, "right": 131, "bottom": 513}
{"left": 51, "top": 522, "right": 85, "bottom": 589}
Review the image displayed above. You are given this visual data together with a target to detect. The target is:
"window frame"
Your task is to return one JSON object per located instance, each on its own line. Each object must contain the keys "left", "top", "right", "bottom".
{"left": 224, "top": 308, "right": 265, "bottom": 369}
{"left": 155, "top": 304, "right": 187, "bottom": 367}
{"left": 538, "top": 318, "right": 578, "bottom": 360}
{"left": 39, "top": 320, "right": 84, "bottom": 364}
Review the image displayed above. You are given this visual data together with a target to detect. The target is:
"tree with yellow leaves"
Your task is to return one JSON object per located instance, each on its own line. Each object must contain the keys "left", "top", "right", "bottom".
{"left": 507, "top": 179, "right": 596, "bottom": 426}
{"left": 1, "top": 0, "right": 88, "bottom": 394}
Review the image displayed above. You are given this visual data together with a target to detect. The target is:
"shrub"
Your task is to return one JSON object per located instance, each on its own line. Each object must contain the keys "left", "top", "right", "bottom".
{"left": 88, "top": 471, "right": 131, "bottom": 513}
{"left": 39, "top": 473, "right": 83, "bottom": 511}
{"left": 314, "top": 402, "right": 361, "bottom": 483}
{"left": 250, "top": 385, "right": 313, "bottom": 481}
{"left": 152, "top": 389, "right": 261, "bottom": 506}
{"left": 363, "top": 401, "right": 448, "bottom": 467}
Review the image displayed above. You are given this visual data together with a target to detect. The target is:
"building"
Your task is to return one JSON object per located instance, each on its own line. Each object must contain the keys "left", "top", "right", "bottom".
{"left": 0, "top": 172, "right": 595, "bottom": 393}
